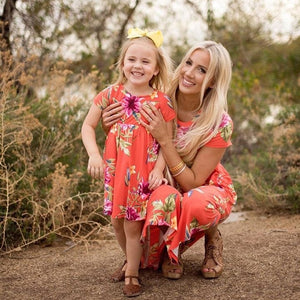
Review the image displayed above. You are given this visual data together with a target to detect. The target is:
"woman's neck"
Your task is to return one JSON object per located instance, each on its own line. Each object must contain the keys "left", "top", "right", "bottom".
{"left": 177, "top": 93, "right": 200, "bottom": 122}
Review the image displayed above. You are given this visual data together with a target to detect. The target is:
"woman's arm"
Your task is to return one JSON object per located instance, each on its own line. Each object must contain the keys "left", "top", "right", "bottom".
{"left": 101, "top": 102, "right": 124, "bottom": 134}
{"left": 141, "top": 103, "right": 226, "bottom": 192}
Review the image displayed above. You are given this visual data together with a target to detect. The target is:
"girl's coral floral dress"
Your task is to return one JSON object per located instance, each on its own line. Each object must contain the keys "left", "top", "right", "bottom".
{"left": 93, "top": 84, "right": 175, "bottom": 220}
{"left": 141, "top": 112, "right": 237, "bottom": 269}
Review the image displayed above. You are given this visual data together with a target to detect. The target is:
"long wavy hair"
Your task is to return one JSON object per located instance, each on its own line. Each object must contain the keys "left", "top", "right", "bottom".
{"left": 114, "top": 37, "right": 173, "bottom": 93}
{"left": 169, "top": 41, "right": 232, "bottom": 165}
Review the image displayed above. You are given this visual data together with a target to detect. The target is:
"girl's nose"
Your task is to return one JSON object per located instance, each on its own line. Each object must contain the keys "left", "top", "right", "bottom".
{"left": 133, "top": 61, "right": 142, "bottom": 68}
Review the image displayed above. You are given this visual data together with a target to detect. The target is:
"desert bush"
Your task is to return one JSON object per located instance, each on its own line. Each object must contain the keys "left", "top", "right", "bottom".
{"left": 225, "top": 39, "right": 300, "bottom": 213}
{"left": 0, "top": 51, "right": 109, "bottom": 254}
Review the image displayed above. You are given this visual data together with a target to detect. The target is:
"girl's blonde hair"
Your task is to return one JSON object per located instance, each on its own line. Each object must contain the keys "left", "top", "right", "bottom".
{"left": 169, "top": 41, "right": 232, "bottom": 165}
{"left": 115, "top": 37, "right": 173, "bottom": 93}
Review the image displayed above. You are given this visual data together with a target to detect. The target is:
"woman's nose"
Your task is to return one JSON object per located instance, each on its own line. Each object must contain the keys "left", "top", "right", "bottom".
{"left": 185, "top": 67, "right": 194, "bottom": 77}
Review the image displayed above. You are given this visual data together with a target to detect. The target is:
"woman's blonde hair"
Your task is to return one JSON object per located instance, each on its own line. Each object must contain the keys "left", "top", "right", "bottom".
{"left": 114, "top": 37, "right": 173, "bottom": 93}
{"left": 169, "top": 41, "right": 232, "bottom": 164}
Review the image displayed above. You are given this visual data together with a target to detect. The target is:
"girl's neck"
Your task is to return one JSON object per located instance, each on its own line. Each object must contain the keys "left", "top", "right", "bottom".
{"left": 124, "top": 82, "right": 154, "bottom": 96}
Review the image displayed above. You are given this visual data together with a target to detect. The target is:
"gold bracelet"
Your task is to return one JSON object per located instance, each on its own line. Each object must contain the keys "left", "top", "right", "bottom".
{"left": 173, "top": 164, "right": 186, "bottom": 177}
{"left": 169, "top": 161, "right": 185, "bottom": 174}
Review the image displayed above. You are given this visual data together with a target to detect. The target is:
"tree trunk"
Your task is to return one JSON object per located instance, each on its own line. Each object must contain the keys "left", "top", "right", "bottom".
{"left": 0, "top": 0, "right": 17, "bottom": 53}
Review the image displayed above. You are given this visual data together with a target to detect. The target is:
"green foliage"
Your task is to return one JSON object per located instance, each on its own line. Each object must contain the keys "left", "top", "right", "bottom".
{"left": 1, "top": 0, "right": 299, "bottom": 254}
{"left": 0, "top": 51, "right": 109, "bottom": 252}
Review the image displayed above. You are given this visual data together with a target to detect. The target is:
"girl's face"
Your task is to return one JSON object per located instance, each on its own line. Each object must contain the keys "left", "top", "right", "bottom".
{"left": 122, "top": 41, "right": 159, "bottom": 91}
{"left": 179, "top": 49, "right": 211, "bottom": 97}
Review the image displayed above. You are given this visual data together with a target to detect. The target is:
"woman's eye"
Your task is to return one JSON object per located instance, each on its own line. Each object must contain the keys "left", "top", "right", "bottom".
{"left": 198, "top": 67, "right": 207, "bottom": 74}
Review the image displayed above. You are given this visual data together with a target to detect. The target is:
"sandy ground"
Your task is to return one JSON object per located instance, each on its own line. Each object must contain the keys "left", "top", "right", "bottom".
{"left": 0, "top": 211, "right": 299, "bottom": 300}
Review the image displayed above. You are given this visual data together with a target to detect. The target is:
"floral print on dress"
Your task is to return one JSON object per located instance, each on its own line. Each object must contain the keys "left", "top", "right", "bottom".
{"left": 122, "top": 93, "right": 142, "bottom": 118}
{"left": 140, "top": 112, "right": 237, "bottom": 269}
{"left": 93, "top": 84, "right": 176, "bottom": 220}
{"left": 219, "top": 113, "right": 233, "bottom": 142}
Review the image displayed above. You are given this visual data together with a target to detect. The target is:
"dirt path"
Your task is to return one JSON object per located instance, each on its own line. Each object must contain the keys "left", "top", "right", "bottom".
{"left": 1, "top": 211, "right": 299, "bottom": 300}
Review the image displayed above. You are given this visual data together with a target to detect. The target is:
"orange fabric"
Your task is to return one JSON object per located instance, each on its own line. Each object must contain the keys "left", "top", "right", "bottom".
{"left": 141, "top": 113, "right": 237, "bottom": 269}
{"left": 93, "top": 84, "right": 175, "bottom": 220}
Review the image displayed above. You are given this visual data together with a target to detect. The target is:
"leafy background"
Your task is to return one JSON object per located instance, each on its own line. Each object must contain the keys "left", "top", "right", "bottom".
{"left": 0, "top": 0, "right": 299, "bottom": 253}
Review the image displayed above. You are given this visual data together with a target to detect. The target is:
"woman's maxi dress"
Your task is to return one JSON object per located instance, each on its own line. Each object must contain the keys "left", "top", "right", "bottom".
{"left": 141, "top": 112, "right": 237, "bottom": 269}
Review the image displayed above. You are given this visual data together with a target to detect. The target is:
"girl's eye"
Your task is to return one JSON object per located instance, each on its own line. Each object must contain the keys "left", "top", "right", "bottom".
{"left": 143, "top": 60, "right": 150, "bottom": 64}
{"left": 185, "top": 60, "right": 192, "bottom": 66}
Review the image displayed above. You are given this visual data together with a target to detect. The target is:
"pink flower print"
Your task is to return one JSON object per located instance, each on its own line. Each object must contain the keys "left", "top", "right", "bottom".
{"left": 122, "top": 94, "right": 141, "bottom": 117}
{"left": 103, "top": 199, "right": 112, "bottom": 215}
{"left": 126, "top": 206, "right": 139, "bottom": 220}
{"left": 152, "top": 140, "right": 160, "bottom": 155}
{"left": 220, "top": 113, "right": 231, "bottom": 128}
{"left": 137, "top": 178, "right": 151, "bottom": 199}
{"left": 104, "top": 167, "right": 111, "bottom": 184}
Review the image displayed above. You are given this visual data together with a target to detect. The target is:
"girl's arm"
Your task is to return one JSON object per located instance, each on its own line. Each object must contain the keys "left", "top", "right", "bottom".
{"left": 81, "top": 103, "right": 104, "bottom": 179}
{"left": 148, "top": 120, "right": 173, "bottom": 190}
{"left": 141, "top": 103, "right": 226, "bottom": 192}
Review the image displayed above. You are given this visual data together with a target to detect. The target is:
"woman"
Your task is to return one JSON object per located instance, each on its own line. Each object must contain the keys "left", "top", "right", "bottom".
{"left": 102, "top": 41, "right": 237, "bottom": 282}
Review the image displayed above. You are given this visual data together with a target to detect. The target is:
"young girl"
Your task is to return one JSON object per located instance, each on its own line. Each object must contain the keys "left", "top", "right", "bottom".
{"left": 81, "top": 28, "right": 175, "bottom": 297}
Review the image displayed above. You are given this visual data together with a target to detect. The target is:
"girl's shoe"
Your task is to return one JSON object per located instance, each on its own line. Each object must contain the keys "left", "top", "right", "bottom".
{"left": 123, "top": 275, "right": 142, "bottom": 297}
{"left": 111, "top": 260, "right": 127, "bottom": 282}
{"left": 201, "top": 230, "right": 224, "bottom": 279}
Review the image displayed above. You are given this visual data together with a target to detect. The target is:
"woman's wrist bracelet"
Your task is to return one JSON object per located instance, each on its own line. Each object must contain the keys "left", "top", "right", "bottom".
{"left": 172, "top": 164, "right": 186, "bottom": 177}
{"left": 169, "top": 161, "right": 185, "bottom": 174}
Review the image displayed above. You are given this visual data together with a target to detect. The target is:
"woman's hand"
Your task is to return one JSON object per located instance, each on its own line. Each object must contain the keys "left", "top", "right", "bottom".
{"left": 140, "top": 102, "right": 171, "bottom": 143}
{"left": 101, "top": 102, "right": 124, "bottom": 134}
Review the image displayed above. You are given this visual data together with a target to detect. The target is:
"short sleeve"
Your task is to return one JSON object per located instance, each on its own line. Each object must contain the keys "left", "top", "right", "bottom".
{"left": 158, "top": 93, "right": 176, "bottom": 122}
{"left": 93, "top": 86, "right": 113, "bottom": 111}
{"left": 205, "top": 113, "right": 233, "bottom": 148}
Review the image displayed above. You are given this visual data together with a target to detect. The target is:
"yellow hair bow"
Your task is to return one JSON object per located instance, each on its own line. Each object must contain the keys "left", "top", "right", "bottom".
{"left": 127, "top": 28, "right": 163, "bottom": 48}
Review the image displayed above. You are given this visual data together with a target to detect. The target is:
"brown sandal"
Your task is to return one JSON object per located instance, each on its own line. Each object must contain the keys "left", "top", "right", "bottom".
{"left": 111, "top": 260, "right": 127, "bottom": 282}
{"left": 123, "top": 275, "right": 142, "bottom": 297}
{"left": 201, "top": 230, "right": 224, "bottom": 279}
{"left": 161, "top": 251, "right": 183, "bottom": 280}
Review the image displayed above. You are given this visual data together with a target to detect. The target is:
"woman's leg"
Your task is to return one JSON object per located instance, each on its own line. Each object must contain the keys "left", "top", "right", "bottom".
{"left": 202, "top": 226, "right": 224, "bottom": 278}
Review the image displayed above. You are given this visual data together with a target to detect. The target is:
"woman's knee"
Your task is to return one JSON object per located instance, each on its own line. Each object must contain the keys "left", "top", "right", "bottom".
{"left": 181, "top": 194, "right": 218, "bottom": 224}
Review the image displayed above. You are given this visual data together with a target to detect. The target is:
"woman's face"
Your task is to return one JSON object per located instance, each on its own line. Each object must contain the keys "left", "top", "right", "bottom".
{"left": 178, "top": 49, "right": 211, "bottom": 97}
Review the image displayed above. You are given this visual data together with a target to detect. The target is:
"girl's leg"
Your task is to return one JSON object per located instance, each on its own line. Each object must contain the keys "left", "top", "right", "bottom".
{"left": 110, "top": 217, "right": 127, "bottom": 281}
{"left": 123, "top": 219, "right": 144, "bottom": 285}
{"left": 111, "top": 217, "right": 126, "bottom": 254}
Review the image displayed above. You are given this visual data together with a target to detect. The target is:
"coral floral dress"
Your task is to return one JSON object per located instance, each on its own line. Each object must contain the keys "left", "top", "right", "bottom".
{"left": 141, "top": 112, "right": 237, "bottom": 269}
{"left": 93, "top": 84, "right": 175, "bottom": 220}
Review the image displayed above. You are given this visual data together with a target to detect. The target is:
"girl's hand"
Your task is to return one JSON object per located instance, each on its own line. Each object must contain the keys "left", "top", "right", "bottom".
{"left": 140, "top": 102, "right": 170, "bottom": 143}
{"left": 101, "top": 102, "right": 124, "bottom": 134}
{"left": 148, "top": 168, "right": 165, "bottom": 190}
{"left": 87, "top": 154, "right": 104, "bottom": 179}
